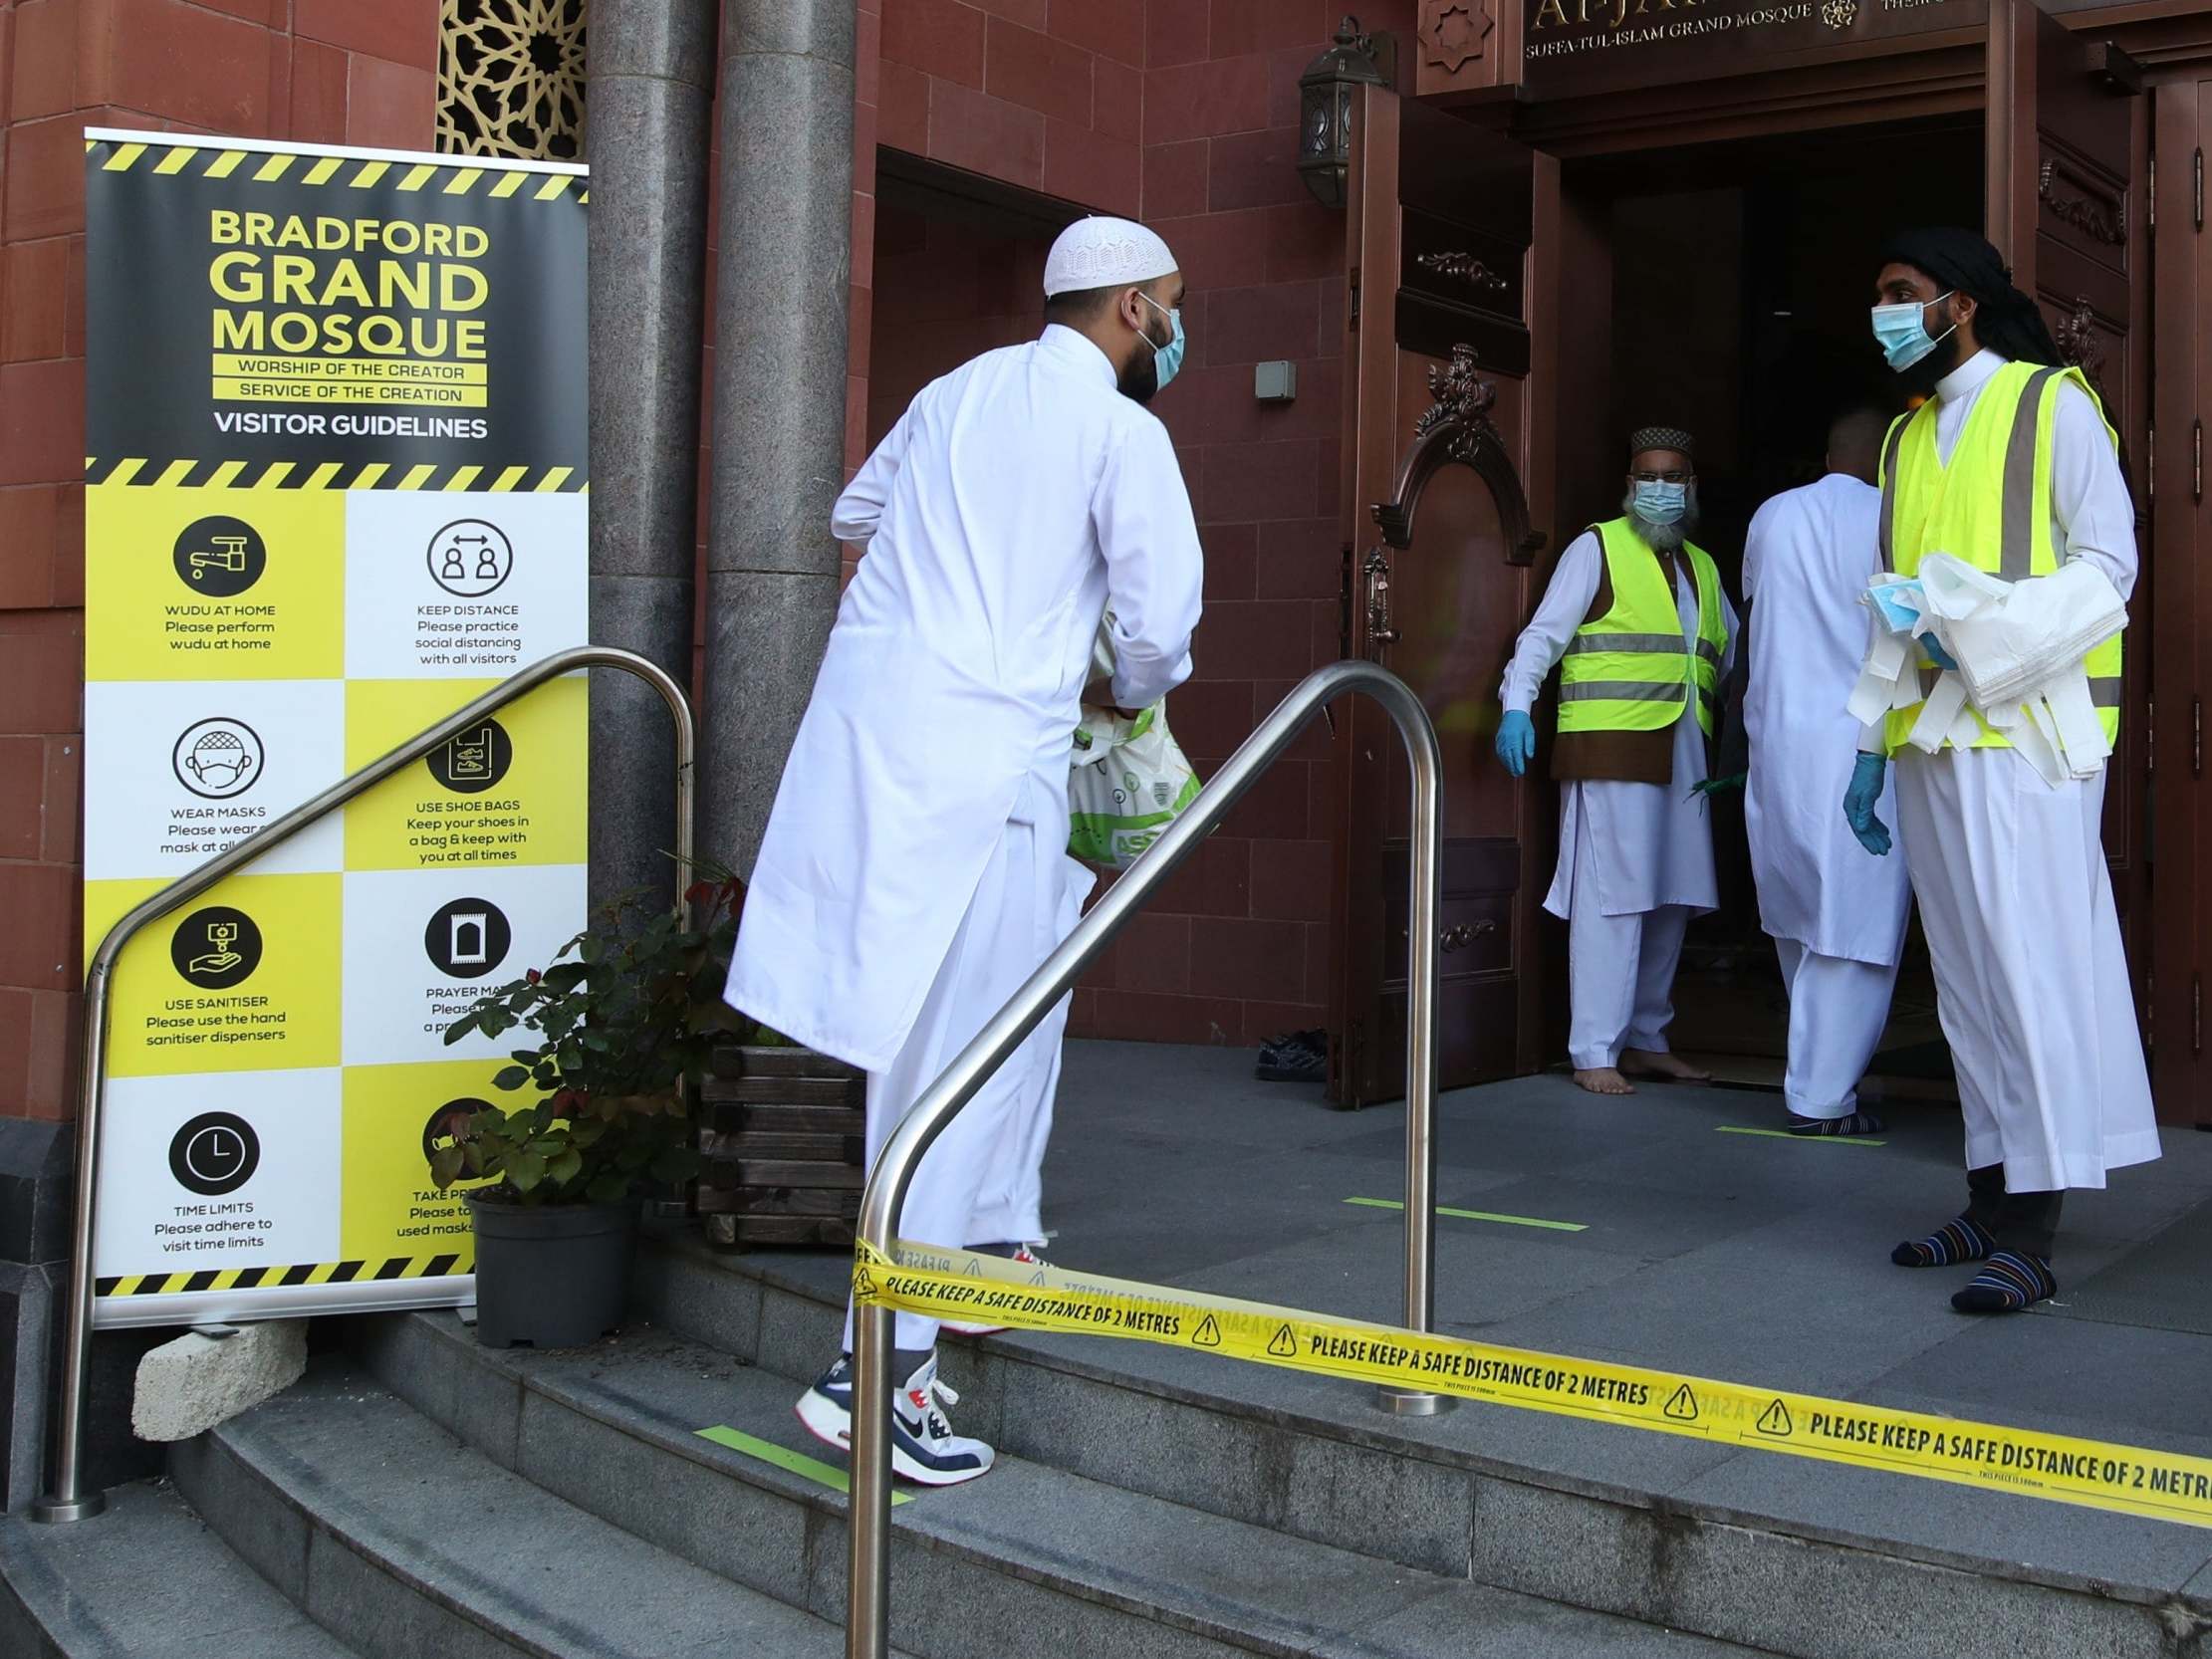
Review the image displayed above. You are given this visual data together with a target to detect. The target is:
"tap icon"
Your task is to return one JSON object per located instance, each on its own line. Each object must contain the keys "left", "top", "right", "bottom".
{"left": 189, "top": 535, "right": 250, "bottom": 581}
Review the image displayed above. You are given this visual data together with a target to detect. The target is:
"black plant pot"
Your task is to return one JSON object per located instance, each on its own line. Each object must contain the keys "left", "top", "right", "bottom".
{"left": 466, "top": 1194, "right": 635, "bottom": 1348}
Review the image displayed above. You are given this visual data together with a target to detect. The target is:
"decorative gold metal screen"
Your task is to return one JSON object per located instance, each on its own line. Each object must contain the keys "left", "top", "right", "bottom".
{"left": 437, "top": 0, "right": 587, "bottom": 161}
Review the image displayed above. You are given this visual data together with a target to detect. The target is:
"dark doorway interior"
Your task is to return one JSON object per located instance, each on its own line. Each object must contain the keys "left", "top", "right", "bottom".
{"left": 1547, "top": 118, "right": 1984, "bottom": 1095}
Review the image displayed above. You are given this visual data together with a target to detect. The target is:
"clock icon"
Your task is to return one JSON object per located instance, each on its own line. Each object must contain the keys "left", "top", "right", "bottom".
{"left": 168, "top": 1111, "right": 260, "bottom": 1197}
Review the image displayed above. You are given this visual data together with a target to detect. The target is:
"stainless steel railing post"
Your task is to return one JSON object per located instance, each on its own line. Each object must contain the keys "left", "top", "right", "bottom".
{"left": 847, "top": 660, "right": 1445, "bottom": 1659}
{"left": 32, "top": 646, "right": 695, "bottom": 1526}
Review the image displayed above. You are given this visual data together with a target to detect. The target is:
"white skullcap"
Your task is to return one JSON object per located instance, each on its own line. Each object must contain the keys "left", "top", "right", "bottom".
{"left": 1042, "top": 216, "right": 1178, "bottom": 298}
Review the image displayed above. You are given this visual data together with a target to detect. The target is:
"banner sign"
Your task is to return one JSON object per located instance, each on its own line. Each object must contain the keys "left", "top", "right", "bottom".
{"left": 82, "top": 131, "right": 589, "bottom": 1329}
{"left": 1520, "top": 0, "right": 1988, "bottom": 98}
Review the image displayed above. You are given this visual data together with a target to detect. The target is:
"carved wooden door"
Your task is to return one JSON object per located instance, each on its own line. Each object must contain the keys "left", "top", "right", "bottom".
{"left": 1330, "top": 87, "right": 1550, "bottom": 1107}
{"left": 1988, "top": 0, "right": 2154, "bottom": 1038}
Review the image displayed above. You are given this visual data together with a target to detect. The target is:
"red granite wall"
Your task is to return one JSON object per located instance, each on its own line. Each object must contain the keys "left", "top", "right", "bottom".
{"left": 0, "top": 0, "right": 439, "bottom": 1121}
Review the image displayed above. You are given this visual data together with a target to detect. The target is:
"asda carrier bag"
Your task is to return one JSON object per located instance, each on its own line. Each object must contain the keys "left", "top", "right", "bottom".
{"left": 1068, "top": 617, "right": 1200, "bottom": 869}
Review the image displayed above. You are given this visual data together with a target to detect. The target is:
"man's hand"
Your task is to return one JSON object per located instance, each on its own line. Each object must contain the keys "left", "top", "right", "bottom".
{"left": 1690, "top": 772, "right": 1745, "bottom": 799}
{"left": 1843, "top": 752, "right": 1891, "bottom": 856}
{"left": 1495, "top": 710, "right": 1536, "bottom": 778}
{"left": 1918, "top": 629, "right": 1959, "bottom": 671}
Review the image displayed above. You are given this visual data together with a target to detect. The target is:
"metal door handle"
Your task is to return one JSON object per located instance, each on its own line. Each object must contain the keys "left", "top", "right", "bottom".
{"left": 1439, "top": 919, "right": 1497, "bottom": 952}
{"left": 1363, "top": 548, "right": 1401, "bottom": 647}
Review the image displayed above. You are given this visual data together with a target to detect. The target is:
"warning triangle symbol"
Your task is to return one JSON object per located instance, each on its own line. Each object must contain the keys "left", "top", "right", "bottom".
{"left": 854, "top": 1268, "right": 878, "bottom": 1302}
{"left": 1663, "top": 1383, "right": 1699, "bottom": 1422}
{"left": 1758, "top": 1399, "right": 1794, "bottom": 1437}
{"left": 964, "top": 1259, "right": 985, "bottom": 1278}
{"left": 1028, "top": 1268, "right": 1049, "bottom": 1286}
{"left": 1193, "top": 1314, "right": 1223, "bottom": 1348}
{"left": 1268, "top": 1323, "right": 1297, "bottom": 1358}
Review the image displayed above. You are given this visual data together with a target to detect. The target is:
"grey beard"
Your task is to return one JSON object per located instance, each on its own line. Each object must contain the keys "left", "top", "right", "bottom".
{"left": 1620, "top": 486, "right": 1699, "bottom": 554}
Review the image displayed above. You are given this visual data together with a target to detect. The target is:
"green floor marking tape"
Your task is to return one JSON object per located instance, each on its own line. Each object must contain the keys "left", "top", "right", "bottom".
{"left": 694, "top": 1425, "right": 912, "bottom": 1505}
{"left": 1716, "top": 1125, "right": 1886, "bottom": 1147}
{"left": 1346, "top": 1196, "right": 1587, "bottom": 1233}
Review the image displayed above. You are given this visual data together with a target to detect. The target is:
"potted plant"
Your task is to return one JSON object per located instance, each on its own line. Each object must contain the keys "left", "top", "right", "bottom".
{"left": 432, "top": 874, "right": 748, "bottom": 1346}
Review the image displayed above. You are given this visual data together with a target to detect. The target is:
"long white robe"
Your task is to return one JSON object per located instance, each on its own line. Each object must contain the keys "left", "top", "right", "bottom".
{"left": 727, "top": 325, "right": 1203, "bottom": 1070}
{"left": 1873, "top": 350, "right": 2156, "bottom": 1190}
{"left": 1742, "top": 473, "right": 1910, "bottom": 967}
{"left": 729, "top": 327, "right": 1202, "bottom": 1345}
{"left": 1501, "top": 530, "right": 1739, "bottom": 1066}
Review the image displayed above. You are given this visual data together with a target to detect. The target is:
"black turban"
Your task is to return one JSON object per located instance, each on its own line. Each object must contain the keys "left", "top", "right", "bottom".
{"left": 1628, "top": 424, "right": 1695, "bottom": 460}
{"left": 1878, "top": 227, "right": 2064, "bottom": 368}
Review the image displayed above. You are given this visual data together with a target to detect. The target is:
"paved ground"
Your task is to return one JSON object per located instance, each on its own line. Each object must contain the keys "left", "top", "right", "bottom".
{"left": 777, "top": 1041, "right": 2212, "bottom": 1600}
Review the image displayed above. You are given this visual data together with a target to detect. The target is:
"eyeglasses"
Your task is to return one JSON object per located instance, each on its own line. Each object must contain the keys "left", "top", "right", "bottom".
{"left": 1629, "top": 470, "right": 1693, "bottom": 485}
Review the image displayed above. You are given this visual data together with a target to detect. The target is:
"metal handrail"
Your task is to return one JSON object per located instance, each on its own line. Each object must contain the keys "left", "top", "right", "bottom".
{"left": 32, "top": 646, "right": 696, "bottom": 1525}
{"left": 848, "top": 659, "right": 1446, "bottom": 1659}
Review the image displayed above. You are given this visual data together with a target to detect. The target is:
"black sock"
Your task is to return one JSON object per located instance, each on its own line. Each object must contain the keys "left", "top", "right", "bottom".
{"left": 1891, "top": 1214, "right": 1996, "bottom": 1268}
{"left": 1951, "top": 1250, "right": 2057, "bottom": 1313}
{"left": 1789, "top": 1110, "right": 1885, "bottom": 1137}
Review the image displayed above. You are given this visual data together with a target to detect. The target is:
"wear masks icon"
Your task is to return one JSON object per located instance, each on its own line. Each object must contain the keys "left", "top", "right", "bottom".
{"left": 1871, "top": 292, "right": 1957, "bottom": 372}
{"left": 1631, "top": 480, "right": 1688, "bottom": 525}
{"left": 1138, "top": 292, "right": 1186, "bottom": 390}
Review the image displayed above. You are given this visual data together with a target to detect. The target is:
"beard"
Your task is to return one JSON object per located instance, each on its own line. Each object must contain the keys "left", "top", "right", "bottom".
{"left": 1621, "top": 484, "right": 1700, "bottom": 554}
{"left": 1894, "top": 308, "right": 1967, "bottom": 397}
{"left": 1115, "top": 313, "right": 1173, "bottom": 404}
{"left": 1117, "top": 352, "right": 1160, "bottom": 404}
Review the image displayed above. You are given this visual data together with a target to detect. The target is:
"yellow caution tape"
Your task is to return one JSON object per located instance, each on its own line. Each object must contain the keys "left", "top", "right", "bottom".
{"left": 855, "top": 1241, "right": 2212, "bottom": 1529}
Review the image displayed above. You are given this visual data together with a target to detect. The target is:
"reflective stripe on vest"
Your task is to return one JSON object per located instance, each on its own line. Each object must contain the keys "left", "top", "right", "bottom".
{"left": 1876, "top": 362, "right": 2123, "bottom": 755}
{"left": 1558, "top": 520, "right": 1727, "bottom": 739}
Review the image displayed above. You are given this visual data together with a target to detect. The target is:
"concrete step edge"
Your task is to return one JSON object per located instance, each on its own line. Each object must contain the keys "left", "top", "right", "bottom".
{"left": 350, "top": 1307, "right": 1784, "bottom": 1659}
{"left": 167, "top": 1356, "right": 889, "bottom": 1659}
{"left": 0, "top": 1481, "right": 363, "bottom": 1659}
{"left": 630, "top": 1226, "right": 2212, "bottom": 1659}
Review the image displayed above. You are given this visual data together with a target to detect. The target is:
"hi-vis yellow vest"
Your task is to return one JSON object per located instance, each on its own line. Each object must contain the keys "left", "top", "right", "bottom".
{"left": 1558, "top": 519, "right": 1727, "bottom": 739}
{"left": 1876, "top": 361, "right": 2123, "bottom": 756}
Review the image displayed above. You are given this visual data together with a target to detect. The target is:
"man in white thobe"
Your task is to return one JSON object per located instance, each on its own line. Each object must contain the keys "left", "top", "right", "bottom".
{"left": 727, "top": 217, "right": 1203, "bottom": 1479}
{"left": 1498, "top": 428, "right": 1740, "bottom": 1096}
{"left": 1741, "top": 409, "right": 1910, "bottom": 1135}
{"left": 1849, "top": 228, "right": 2157, "bottom": 1313}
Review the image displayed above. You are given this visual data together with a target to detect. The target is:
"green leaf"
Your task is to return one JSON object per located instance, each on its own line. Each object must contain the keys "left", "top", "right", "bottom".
{"left": 586, "top": 1171, "right": 631, "bottom": 1204}
{"left": 428, "top": 1144, "right": 467, "bottom": 1189}
{"left": 547, "top": 1148, "right": 584, "bottom": 1188}
{"left": 493, "top": 1066, "right": 532, "bottom": 1090}
{"left": 508, "top": 1148, "right": 547, "bottom": 1191}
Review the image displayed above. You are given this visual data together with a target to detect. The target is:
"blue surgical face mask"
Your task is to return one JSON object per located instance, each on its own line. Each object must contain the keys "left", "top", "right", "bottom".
{"left": 1871, "top": 291, "right": 1957, "bottom": 372}
{"left": 1631, "top": 480, "right": 1688, "bottom": 525}
{"left": 1139, "top": 292, "right": 1185, "bottom": 390}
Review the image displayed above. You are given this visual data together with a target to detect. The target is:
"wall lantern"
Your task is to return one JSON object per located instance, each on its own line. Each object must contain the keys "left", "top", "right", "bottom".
{"left": 1298, "top": 17, "right": 1390, "bottom": 209}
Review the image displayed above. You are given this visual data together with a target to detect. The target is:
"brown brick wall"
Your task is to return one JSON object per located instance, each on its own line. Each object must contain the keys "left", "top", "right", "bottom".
{"left": 0, "top": 0, "right": 439, "bottom": 1122}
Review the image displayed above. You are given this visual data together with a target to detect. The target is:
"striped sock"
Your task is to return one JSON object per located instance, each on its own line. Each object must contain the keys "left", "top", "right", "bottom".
{"left": 1890, "top": 1215, "right": 1996, "bottom": 1268}
{"left": 1951, "top": 1250, "right": 2057, "bottom": 1313}
{"left": 1789, "top": 1110, "right": 1885, "bottom": 1137}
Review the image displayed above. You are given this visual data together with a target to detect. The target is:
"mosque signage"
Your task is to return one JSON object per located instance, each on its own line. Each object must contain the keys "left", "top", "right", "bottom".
{"left": 80, "top": 130, "right": 589, "bottom": 1327}
{"left": 1520, "top": 0, "right": 1986, "bottom": 95}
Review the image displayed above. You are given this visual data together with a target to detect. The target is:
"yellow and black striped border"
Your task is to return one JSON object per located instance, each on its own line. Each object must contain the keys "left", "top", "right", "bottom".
{"left": 85, "top": 138, "right": 587, "bottom": 204}
{"left": 83, "top": 457, "right": 585, "bottom": 493}
{"left": 97, "top": 1253, "right": 467, "bottom": 1299}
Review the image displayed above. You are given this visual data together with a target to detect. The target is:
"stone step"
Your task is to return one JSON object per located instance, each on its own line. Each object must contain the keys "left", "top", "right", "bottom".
{"left": 629, "top": 1225, "right": 2212, "bottom": 1659}
{"left": 349, "top": 1306, "right": 1772, "bottom": 1659}
{"left": 165, "top": 1356, "right": 893, "bottom": 1659}
{"left": 0, "top": 1479, "right": 361, "bottom": 1659}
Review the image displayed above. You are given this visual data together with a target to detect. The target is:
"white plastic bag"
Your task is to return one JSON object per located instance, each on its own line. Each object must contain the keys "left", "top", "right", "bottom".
{"left": 1068, "top": 615, "right": 1199, "bottom": 869}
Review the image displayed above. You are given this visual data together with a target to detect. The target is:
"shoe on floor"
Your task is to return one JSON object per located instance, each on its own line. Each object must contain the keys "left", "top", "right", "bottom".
{"left": 943, "top": 1244, "right": 1046, "bottom": 1336}
{"left": 793, "top": 1350, "right": 996, "bottom": 1487}
{"left": 1256, "top": 1028, "right": 1327, "bottom": 1082}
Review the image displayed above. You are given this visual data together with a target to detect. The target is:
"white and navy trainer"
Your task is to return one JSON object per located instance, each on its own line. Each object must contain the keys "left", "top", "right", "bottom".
{"left": 793, "top": 1350, "right": 995, "bottom": 1487}
{"left": 942, "top": 1245, "right": 1047, "bottom": 1337}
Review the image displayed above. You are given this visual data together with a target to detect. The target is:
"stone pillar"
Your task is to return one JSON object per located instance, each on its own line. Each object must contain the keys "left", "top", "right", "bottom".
{"left": 585, "top": 0, "right": 719, "bottom": 911}
{"left": 702, "top": 0, "right": 858, "bottom": 876}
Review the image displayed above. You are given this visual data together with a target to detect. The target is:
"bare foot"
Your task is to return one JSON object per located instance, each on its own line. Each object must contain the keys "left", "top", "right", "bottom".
{"left": 1620, "top": 1049, "right": 1712, "bottom": 1084}
{"left": 1574, "top": 1067, "right": 1636, "bottom": 1095}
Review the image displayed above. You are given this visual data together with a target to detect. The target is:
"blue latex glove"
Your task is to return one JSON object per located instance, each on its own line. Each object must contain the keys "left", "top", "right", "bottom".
{"left": 1918, "top": 630, "right": 1959, "bottom": 671}
{"left": 1842, "top": 752, "right": 1891, "bottom": 856}
{"left": 1495, "top": 709, "right": 1536, "bottom": 778}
